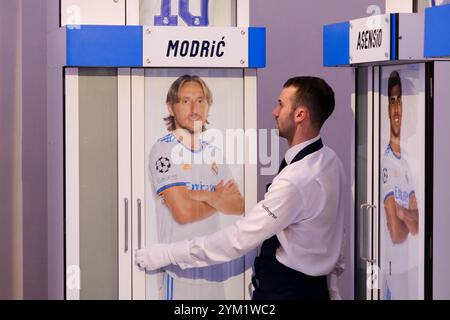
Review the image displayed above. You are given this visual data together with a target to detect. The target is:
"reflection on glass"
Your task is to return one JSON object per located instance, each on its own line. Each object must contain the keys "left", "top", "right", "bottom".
{"left": 140, "top": 0, "right": 237, "bottom": 26}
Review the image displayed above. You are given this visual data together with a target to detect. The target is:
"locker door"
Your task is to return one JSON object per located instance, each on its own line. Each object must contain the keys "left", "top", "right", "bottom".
{"left": 130, "top": 68, "right": 249, "bottom": 300}
{"left": 377, "top": 64, "right": 427, "bottom": 300}
{"left": 355, "top": 66, "right": 379, "bottom": 300}
{"left": 65, "top": 68, "right": 132, "bottom": 299}
{"left": 355, "top": 63, "right": 429, "bottom": 300}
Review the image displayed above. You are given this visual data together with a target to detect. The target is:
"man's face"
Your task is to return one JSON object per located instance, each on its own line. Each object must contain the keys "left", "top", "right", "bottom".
{"left": 272, "top": 86, "right": 297, "bottom": 140}
{"left": 169, "top": 81, "right": 210, "bottom": 134}
{"left": 388, "top": 84, "right": 402, "bottom": 138}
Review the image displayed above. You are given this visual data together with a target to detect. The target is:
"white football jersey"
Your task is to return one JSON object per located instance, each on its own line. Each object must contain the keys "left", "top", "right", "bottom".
{"left": 381, "top": 145, "right": 417, "bottom": 275}
{"left": 149, "top": 132, "right": 242, "bottom": 283}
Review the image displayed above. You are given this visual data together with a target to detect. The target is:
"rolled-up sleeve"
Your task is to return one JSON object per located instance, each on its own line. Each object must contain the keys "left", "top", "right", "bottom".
{"left": 168, "top": 176, "right": 304, "bottom": 269}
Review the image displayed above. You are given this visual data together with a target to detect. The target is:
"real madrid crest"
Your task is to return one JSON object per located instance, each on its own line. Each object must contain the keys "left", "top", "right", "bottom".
{"left": 211, "top": 161, "right": 219, "bottom": 176}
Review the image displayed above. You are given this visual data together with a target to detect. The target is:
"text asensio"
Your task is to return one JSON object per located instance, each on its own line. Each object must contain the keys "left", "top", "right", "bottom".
{"left": 356, "top": 29, "right": 383, "bottom": 50}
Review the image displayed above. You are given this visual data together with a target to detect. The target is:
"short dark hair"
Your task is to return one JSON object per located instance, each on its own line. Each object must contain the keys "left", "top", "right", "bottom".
{"left": 283, "top": 76, "right": 335, "bottom": 130}
{"left": 388, "top": 71, "right": 402, "bottom": 98}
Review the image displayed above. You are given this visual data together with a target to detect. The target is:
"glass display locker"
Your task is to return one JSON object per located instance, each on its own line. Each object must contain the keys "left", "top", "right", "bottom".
{"left": 47, "top": 0, "right": 263, "bottom": 300}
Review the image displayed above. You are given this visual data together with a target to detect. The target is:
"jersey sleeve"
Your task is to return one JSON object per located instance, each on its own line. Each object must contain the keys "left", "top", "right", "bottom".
{"left": 149, "top": 141, "right": 189, "bottom": 195}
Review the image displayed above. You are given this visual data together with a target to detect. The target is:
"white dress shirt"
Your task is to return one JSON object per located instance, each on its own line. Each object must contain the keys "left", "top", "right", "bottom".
{"left": 167, "top": 136, "right": 346, "bottom": 278}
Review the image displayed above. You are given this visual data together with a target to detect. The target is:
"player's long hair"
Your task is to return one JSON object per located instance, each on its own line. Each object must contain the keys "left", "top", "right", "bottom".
{"left": 164, "top": 75, "right": 213, "bottom": 132}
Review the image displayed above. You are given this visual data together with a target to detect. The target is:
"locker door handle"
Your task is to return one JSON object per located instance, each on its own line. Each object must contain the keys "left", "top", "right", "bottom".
{"left": 360, "top": 203, "right": 376, "bottom": 263}
{"left": 138, "top": 199, "right": 142, "bottom": 250}
{"left": 124, "top": 198, "right": 129, "bottom": 253}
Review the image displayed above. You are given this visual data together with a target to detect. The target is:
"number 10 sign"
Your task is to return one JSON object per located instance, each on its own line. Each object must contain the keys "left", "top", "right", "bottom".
{"left": 155, "top": 0, "right": 210, "bottom": 26}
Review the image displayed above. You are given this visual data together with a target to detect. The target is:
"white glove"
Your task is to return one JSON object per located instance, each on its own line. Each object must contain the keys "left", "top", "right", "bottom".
{"left": 135, "top": 244, "right": 174, "bottom": 271}
{"left": 327, "top": 273, "right": 343, "bottom": 300}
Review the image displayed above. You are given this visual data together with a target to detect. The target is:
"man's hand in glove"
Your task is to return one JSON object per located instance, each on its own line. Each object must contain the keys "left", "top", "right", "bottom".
{"left": 135, "top": 244, "right": 173, "bottom": 271}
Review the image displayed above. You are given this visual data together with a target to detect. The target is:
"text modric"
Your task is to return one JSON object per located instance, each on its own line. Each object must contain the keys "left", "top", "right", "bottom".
{"left": 166, "top": 37, "right": 226, "bottom": 58}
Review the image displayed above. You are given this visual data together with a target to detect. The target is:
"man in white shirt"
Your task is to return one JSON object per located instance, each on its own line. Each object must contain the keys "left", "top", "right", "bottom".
{"left": 137, "top": 76, "right": 346, "bottom": 300}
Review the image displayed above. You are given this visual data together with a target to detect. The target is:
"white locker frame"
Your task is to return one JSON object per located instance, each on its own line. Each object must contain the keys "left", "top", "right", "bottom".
{"left": 131, "top": 69, "right": 146, "bottom": 300}
{"left": 238, "top": 0, "right": 258, "bottom": 302}
{"left": 64, "top": 68, "right": 81, "bottom": 301}
{"left": 56, "top": 0, "right": 258, "bottom": 300}
{"left": 117, "top": 68, "right": 133, "bottom": 300}
{"left": 372, "top": 67, "right": 381, "bottom": 301}
{"left": 363, "top": 67, "right": 379, "bottom": 300}
{"left": 354, "top": 67, "right": 381, "bottom": 301}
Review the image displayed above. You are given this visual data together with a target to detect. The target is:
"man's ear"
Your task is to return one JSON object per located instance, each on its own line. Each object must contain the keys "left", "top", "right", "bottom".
{"left": 294, "top": 106, "right": 308, "bottom": 124}
{"left": 167, "top": 104, "right": 175, "bottom": 117}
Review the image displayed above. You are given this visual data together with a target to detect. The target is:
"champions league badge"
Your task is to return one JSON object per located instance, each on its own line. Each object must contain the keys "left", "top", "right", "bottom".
{"left": 211, "top": 162, "right": 219, "bottom": 176}
{"left": 156, "top": 157, "right": 171, "bottom": 173}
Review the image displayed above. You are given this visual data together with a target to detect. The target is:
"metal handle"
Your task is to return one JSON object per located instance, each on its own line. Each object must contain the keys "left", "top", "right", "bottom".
{"left": 360, "top": 203, "right": 376, "bottom": 263}
{"left": 124, "top": 198, "right": 129, "bottom": 253}
{"left": 369, "top": 204, "right": 378, "bottom": 264}
{"left": 359, "top": 204, "right": 369, "bottom": 261}
{"left": 138, "top": 199, "right": 142, "bottom": 250}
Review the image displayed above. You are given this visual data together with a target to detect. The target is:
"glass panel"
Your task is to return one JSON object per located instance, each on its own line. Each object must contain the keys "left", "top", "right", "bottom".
{"left": 144, "top": 69, "right": 245, "bottom": 300}
{"left": 379, "top": 64, "right": 425, "bottom": 300}
{"left": 78, "top": 68, "right": 119, "bottom": 299}
{"left": 355, "top": 67, "right": 369, "bottom": 300}
{"left": 140, "top": 0, "right": 237, "bottom": 26}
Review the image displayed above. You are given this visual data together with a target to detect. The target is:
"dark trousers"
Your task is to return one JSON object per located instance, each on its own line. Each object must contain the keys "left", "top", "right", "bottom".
{"left": 252, "top": 236, "right": 330, "bottom": 300}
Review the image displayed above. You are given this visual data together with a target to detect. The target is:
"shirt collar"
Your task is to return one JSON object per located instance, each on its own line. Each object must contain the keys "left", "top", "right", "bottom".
{"left": 284, "top": 135, "right": 321, "bottom": 164}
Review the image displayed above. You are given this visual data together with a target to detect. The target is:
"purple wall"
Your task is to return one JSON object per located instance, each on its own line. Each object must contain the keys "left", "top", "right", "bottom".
{"left": 0, "top": 0, "right": 48, "bottom": 299}
{"left": 22, "top": 0, "right": 48, "bottom": 299}
{"left": 251, "top": 0, "right": 385, "bottom": 299}
{"left": 0, "top": 0, "right": 19, "bottom": 300}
